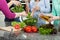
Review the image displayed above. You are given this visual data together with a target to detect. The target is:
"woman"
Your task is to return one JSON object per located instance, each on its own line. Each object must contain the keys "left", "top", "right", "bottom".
{"left": 30, "top": 0, "right": 50, "bottom": 13}
{"left": 0, "top": 0, "right": 27, "bottom": 26}
{"left": 48, "top": 0, "right": 60, "bottom": 27}
{"left": 40, "top": 0, "right": 60, "bottom": 28}
{"left": 4, "top": 0, "right": 22, "bottom": 26}
{"left": 30, "top": 0, "right": 50, "bottom": 27}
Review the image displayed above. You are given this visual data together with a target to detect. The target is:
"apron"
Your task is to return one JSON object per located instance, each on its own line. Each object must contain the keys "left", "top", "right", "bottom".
{"left": 52, "top": 0, "right": 60, "bottom": 27}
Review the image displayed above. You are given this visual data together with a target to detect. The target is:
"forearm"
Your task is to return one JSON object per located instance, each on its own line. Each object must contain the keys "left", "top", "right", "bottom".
{"left": 7, "top": 1, "right": 13, "bottom": 8}
{"left": 0, "top": 0, "right": 27, "bottom": 19}
{"left": 56, "top": 16, "right": 60, "bottom": 20}
{"left": 31, "top": 12, "right": 34, "bottom": 17}
{"left": 25, "top": 4, "right": 29, "bottom": 13}
{"left": 15, "top": 13, "right": 22, "bottom": 18}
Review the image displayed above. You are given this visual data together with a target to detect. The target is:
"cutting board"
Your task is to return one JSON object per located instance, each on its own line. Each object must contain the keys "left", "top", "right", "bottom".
{"left": 0, "top": 26, "right": 22, "bottom": 32}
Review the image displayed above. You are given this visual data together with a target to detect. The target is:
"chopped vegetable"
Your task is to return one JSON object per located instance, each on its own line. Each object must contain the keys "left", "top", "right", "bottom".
{"left": 39, "top": 24, "right": 57, "bottom": 35}
{"left": 14, "top": 24, "right": 20, "bottom": 29}
{"left": 11, "top": 21, "right": 26, "bottom": 28}
{"left": 39, "top": 27, "right": 52, "bottom": 35}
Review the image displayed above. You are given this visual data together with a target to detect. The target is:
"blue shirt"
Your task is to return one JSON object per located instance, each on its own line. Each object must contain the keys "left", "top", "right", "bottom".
{"left": 29, "top": 0, "right": 51, "bottom": 27}
{"left": 30, "top": 0, "right": 50, "bottom": 13}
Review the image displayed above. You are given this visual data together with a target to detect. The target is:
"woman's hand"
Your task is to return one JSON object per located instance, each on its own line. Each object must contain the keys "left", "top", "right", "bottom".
{"left": 39, "top": 13, "right": 60, "bottom": 22}
{"left": 21, "top": 11, "right": 28, "bottom": 16}
{"left": 35, "top": 6, "right": 40, "bottom": 11}
{"left": 30, "top": 12, "right": 34, "bottom": 17}
{"left": 32, "top": 6, "right": 40, "bottom": 12}
{"left": 15, "top": 11, "right": 28, "bottom": 18}
{"left": 8, "top": 1, "right": 21, "bottom": 8}
{"left": 13, "top": 29, "right": 20, "bottom": 36}
{"left": 31, "top": 6, "right": 40, "bottom": 16}
{"left": 12, "top": 1, "right": 21, "bottom": 6}
{"left": 48, "top": 16, "right": 60, "bottom": 22}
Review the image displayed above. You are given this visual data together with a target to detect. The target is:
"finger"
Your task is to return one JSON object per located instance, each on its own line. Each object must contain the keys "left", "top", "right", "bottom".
{"left": 40, "top": 13, "right": 44, "bottom": 16}
{"left": 14, "top": 31, "right": 20, "bottom": 36}
{"left": 48, "top": 18, "right": 53, "bottom": 22}
{"left": 13, "top": 29, "right": 20, "bottom": 36}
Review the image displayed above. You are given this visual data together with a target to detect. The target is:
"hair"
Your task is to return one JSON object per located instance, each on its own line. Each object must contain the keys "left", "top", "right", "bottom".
{"left": 6, "top": 0, "right": 19, "bottom": 3}
{"left": 6, "top": 0, "right": 10, "bottom": 3}
{"left": 35, "top": 0, "right": 40, "bottom": 1}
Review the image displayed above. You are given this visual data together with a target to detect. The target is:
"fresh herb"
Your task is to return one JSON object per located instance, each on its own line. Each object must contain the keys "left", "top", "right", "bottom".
{"left": 39, "top": 24, "right": 57, "bottom": 35}
{"left": 23, "top": 12, "right": 37, "bottom": 26}
{"left": 11, "top": 5, "right": 24, "bottom": 13}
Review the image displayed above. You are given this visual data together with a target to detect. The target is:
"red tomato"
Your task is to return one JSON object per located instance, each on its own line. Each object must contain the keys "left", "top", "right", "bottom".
{"left": 32, "top": 26, "right": 38, "bottom": 33}
{"left": 14, "top": 24, "right": 20, "bottom": 29}
{"left": 24, "top": 26, "right": 32, "bottom": 33}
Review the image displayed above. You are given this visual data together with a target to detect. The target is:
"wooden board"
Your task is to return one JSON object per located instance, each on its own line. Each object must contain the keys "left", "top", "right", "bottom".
{"left": 0, "top": 26, "right": 22, "bottom": 32}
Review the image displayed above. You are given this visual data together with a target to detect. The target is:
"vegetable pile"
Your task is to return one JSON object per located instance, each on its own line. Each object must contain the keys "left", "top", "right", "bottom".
{"left": 23, "top": 26, "right": 38, "bottom": 33}
{"left": 23, "top": 12, "right": 37, "bottom": 26}
{"left": 23, "top": 18, "right": 37, "bottom": 26}
{"left": 39, "top": 24, "right": 57, "bottom": 35}
{"left": 11, "top": 21, "right": 26, "bottom": 28}
{"left": 11, "top": 5, "right": 24, "bottom": 13}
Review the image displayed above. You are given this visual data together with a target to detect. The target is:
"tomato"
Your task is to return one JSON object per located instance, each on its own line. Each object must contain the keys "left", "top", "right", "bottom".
{"left": 24, "top": 26, "right": 38, "bottom": 33}
{"left": 32, "top": 26, "right": 38, "bottom": 33}
{"left": 14, "top": 24, "right": 20, "bottom": 29}
{"left": 24, "top": 26, "right": 32, "bottom": 33}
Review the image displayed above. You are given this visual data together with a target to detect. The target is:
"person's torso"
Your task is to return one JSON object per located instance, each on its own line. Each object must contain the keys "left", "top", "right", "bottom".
{"left": 52, "top": 0, "right": 60, "bottom": 26}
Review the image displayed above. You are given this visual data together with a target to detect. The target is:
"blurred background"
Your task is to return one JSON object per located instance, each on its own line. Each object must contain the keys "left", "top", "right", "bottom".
{"left": 0, "top": 0, "right": 52, "bottom": 27}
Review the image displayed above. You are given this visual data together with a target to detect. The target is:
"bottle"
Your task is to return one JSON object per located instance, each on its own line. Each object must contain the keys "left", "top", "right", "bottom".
{"left": 40, "top": 15, "right": 51, "bottom": 22}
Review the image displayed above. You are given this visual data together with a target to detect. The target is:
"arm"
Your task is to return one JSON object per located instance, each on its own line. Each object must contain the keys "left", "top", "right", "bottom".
{"left": 7, "top": 1, "right": 13, "bottom": 8}
{"left": 0, "top": 0, "right": 16, "bottom": 19}
{"left": 56, "top": 16, "right": 60, "bottom": 20}
{"left": 48, "top": 16, "right": 60, "bottom": 22}
{"left": 8, "top": 1, "right": 21, "bottom": 8}
{"left": 25, "top": 1, "right": 30, "bottom": 13}
{"left": 0, "top": 0, "right": 27, "bottom": 19}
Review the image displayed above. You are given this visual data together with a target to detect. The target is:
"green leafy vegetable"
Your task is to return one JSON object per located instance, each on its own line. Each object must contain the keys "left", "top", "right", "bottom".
{"left": 23, "top": 18, "right": 37, "bottom": 26}
{"left": 11, "top": 21, "right": 26, "bottom": 28}
{"left": 18, "top": 22, "right": 26, "bottom": 28}
{"left": 11, "top": 5, "right": 24, "bottom": 13}
{"left": 38, "top": 24, "right": 57, "bottom": 35}
{"left": 39, "top": 27, "right": 52, "bottom": 35}
{"left": 26, "top": 12, "right": 32, "bottom": 18}
{"left": 23, "top": 12, "right": 37, "bottom": 26}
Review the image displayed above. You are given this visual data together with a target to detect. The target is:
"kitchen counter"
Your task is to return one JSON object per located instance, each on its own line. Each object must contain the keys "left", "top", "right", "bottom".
{"left": 0, "top": 30, "right": 60, "bottom": 40}
{"left": 0, "top": 11, "right": 60, "bottom": 40}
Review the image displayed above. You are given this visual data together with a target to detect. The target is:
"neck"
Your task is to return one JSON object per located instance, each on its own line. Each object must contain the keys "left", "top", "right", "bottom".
{"left": 36, "top": 1, "right": 40, "bottom": 2}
